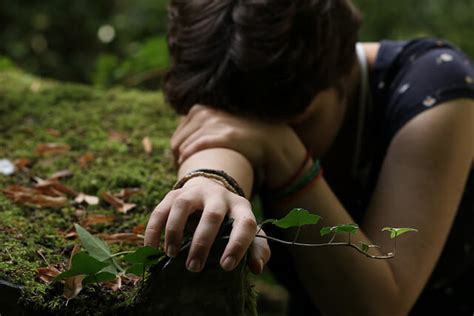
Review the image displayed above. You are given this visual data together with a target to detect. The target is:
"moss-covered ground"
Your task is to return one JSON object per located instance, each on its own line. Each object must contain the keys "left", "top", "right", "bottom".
{"left": 0, "top": 69, "right": 178, "bottom": 314}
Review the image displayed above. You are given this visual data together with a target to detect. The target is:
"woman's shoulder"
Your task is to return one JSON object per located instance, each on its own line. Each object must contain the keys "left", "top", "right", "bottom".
{"left": 369, "top": 37, "right": 474, "bottom": 140}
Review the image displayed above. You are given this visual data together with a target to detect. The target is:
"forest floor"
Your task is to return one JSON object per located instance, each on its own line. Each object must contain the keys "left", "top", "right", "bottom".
{"left": 0, "top": 69, "right": 287, "bottom": 315}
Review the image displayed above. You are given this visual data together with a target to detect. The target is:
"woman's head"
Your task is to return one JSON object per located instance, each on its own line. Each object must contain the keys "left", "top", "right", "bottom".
{"left": 164, "top": 0, "right": 362, "bottom": 120}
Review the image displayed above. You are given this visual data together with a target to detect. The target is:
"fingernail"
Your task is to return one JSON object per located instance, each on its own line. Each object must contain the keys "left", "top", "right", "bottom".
{"left": 222, "top": 256, "right": 236, "bottom": 271}
{"left": 167, "top": 244, "right": 178, "bottom": 258}
{"left": 187, "top": 258, "right": 201, "bottom": 272}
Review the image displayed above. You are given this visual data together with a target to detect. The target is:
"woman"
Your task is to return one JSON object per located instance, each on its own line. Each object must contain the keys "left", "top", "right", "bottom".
{"left": 145, "top": 0, "right": 474, "bottom": 314}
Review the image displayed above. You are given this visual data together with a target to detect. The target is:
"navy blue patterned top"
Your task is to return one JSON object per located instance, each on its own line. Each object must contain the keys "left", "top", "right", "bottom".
{"left": 264, "top": 38, "right": 474, "bottom": 315}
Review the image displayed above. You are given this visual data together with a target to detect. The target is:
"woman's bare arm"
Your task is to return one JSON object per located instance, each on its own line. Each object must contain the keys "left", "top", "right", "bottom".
{"left": 171, "top": 100, "right": 473, "bottom": 315}
{"left": 267, "top": 99, "right": 473, "bottom": 315}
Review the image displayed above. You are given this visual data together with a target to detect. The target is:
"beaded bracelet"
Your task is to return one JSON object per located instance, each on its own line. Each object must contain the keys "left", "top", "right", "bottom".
{"left": 264, "top": 159, "right": 322, "bottom": 203}
{"left": 173, "top": 169, "right": 246, "bottom": 197}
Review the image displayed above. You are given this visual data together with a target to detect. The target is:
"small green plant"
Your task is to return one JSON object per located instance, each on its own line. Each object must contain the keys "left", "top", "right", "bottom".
{"left": 257, "top": 208, "right": 418, "bottom": 259}
{"left": 54, "top": 208, "right": 417, "bottom": 295}
{"left": 54, "top": 224, "right": 164, "bottom": 289}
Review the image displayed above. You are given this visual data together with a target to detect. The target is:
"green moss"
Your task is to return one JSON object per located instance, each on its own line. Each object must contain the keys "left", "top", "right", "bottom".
{"left": 0, "top": 69, "right": 178, "bottom": 314}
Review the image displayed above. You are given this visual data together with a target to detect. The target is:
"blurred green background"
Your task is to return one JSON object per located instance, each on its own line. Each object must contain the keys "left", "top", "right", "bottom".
{"left": 1, "top": 0, "right": 473, "bottom": 90}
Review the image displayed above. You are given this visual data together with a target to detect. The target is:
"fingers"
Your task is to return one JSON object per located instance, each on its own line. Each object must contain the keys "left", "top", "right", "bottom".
{"left": 144, "top": 191, "right": 178, "bottom": 249}
{"left": 186, "top": 199, "right": 227, "bottom": 272}
{"left": 221, "top": 199, "right": 258, "bottom": 271}
{"left": 170, "top": 105, "right": 209, "bottom": 159}
{"left": 164, "top": 195, "right": 203, "bottom": 258}
{"left": 171, "top": 121, "right": 201, "bottom": 160}
{"left": 248, "top": 229, "right": 271, "bottom": 274}
{"left": 178, "top": 134, "right": 226, "bottom": 165}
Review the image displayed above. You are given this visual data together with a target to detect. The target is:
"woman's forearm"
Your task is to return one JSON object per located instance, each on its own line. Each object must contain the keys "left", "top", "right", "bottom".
{"left": 178, "top": 148, "right": 254, "bottom": 198}
{"left": 265, "top": 167, "right": 403, "bottom": 315}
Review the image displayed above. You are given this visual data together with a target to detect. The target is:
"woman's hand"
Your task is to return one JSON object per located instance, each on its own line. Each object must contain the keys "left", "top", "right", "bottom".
{"left": 144, "top": 176, "right": 271, "bottom": 274}
{"left": 171, "top": 104, "right": 308, "bottom": 188}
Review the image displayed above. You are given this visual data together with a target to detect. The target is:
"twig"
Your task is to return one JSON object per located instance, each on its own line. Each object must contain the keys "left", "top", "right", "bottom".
{"left": 109, "top": 251, "right": 134, "bottom": 258}
{"left": 37, "top": 249, "right": 50, "bottom": 266}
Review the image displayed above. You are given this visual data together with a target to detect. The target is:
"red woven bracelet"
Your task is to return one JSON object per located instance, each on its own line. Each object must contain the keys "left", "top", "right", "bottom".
{"left": 269, "top": 148, "right": 312, "bottom": 192}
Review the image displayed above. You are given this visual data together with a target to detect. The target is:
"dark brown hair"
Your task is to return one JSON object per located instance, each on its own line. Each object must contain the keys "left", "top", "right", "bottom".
{"left": 164, "top": 0, "right": 362, "bottom": 119}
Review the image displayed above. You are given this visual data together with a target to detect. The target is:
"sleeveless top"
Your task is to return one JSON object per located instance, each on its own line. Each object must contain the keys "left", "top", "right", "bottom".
{"left": 263, "top": 38, "right": 474, "bottom": 315}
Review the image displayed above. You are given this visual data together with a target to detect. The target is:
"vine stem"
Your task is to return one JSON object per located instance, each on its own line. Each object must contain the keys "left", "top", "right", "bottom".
{"left": 253, "top": 235, "right": 395, "bottom": 260}
{"left": 108, "top": 250, "right": 134, "bottom": 258}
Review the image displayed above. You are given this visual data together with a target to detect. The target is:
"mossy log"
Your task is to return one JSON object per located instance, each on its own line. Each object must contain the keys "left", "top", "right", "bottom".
{"left": 0, "top": 70, "right": 257, "bottom": 315}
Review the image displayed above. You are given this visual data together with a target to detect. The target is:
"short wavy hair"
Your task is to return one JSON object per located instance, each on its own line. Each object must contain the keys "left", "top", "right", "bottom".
{"left": 164, "top": 0, "right": 362, "bottom": 120}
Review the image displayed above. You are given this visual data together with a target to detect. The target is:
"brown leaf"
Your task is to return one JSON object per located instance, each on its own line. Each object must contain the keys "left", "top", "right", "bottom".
{"left": 123, "top": 273, "right": 141, "bottom": 287}
{"left": 80, "top": 214, "right": 115, "bottom": 226}
{"left": 45, "top": 128, "right": 61, "bottom": 137}
{"left": 37, "top": 266, "right": 61, "bottom": 284}
{"left": 1, "top": 185, "right": 69, "bottom": 208}
{"left": 96, "top": 233, "right": 143, "bottom": 244}
{"left": 132, "top": 224, "right": 145, "bottom": 235}
{"left": 49, "top": 169, "right": 73, "bottom": 180}
{"left": 61, "top": 225, "right": 78, "bottom": 239}
{"left": 108, "top": 130, "right": 129, "bottom": 143}
{"left": 75, "top": 193, "right": 99, "bottom": 205}
{"left": 14, "top": 158, "right": 32, "bottom": 170}
{"left": 63, "top": 244, "right": 83, "bottom": 303}
{"left": 64, "top": 275, "right": 84, "bottom": 304}
{"left": 116, "top": 188, "right": 141, "bottom": 200}
{"left": 35, "top": 143, "right": 71, "bottom": 156}
{"left": 74, "top": 207, "right": 86, "bottom": 219}
{"left": 78, "top": 152, "right": 94, "bottom": 168}
{"left": 34, "top": 178, "right": 77, "bottom": 197}
{"left": 101, "top": 192, "right": 136, "bottom": 214}
{"left": 142, "top": 137, "right": 152, "bottom": 154}
{"left": 104, "top": 275, "right": 122, "bottom": 291}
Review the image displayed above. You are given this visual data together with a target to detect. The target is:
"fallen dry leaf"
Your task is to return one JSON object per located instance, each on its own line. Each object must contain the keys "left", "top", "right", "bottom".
{"left": 74, "top": 207, "right": 86, "bottom": 219}
{"left": 116, "top": 188, "right": 141, "bottom": 200}
{"left": 64, "top": 275, "right": 84, "bottom": 304}
{"left": 37, "top": 266, "right": 61, "bottom": 284}
{"left": 132, "top": 224, "right": 145, "bottom": 235}
{"left": 123, "top": 273, "right": 141, "bottom": 287}
{"left": 75, "top": 193, "right": 99, "bottom": 205}
{"left": 78, "top": 152, "right": 94, "bottom": 168}
{"left": 2, "top": 185, "right": 69, "bottom": 208}
{"left": 49, "top": 169, "right": 73, "bottom": 180}
{"left": 14, "top": 158, "right": 32, "bottom": 170}
{"left": 142, "top": 137, "right": 153, "bottom": 154}
{"left": 104, "top": 275, "right": 122, "bottom": 291}
{"left": 108, "top": 130, "right": 129, "bottom": 143}
{"left": 96, "top": 233, "right": 143, "bottom": 244}
{"left": 34, "top": 178, "right": 77, "bottom": 197}
{"left": 101, "top": 192, "right": 136, "bottom": 214}
{"left": 80, "top": 214, "right": 115, "bottom": 226}
{"left": 35, "top": 143, "right": 71, "bottom": 156}
{"left": 63, "top": 244, "right": 83, "bottom": 304}
{"left": 45, "top": 128, "right": 61, "bottom": 137}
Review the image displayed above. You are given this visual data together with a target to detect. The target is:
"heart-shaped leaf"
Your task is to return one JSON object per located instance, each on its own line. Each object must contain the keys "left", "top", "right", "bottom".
{"left": 74, "top": 224, "right": 112, "bottom": 261}
{"left": 272, "top": 208, "right": 321, "bottom": 229}
{"left": 382, "top": 227, "right": 418, "bottom": 239}
{"left": 124, "top": 246, "right": 164, "bottom": 277}
{"left": 74, "top": 224, "right": 123, "bottom": 273}
{"left": 55, "top": 252, "right": 110, "bottom": 281}
{"left": 320, "top": 224, "right": 359, "bottom": 236}
{"left": 124, "top": 246, "right": 163, "bottom": 265}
